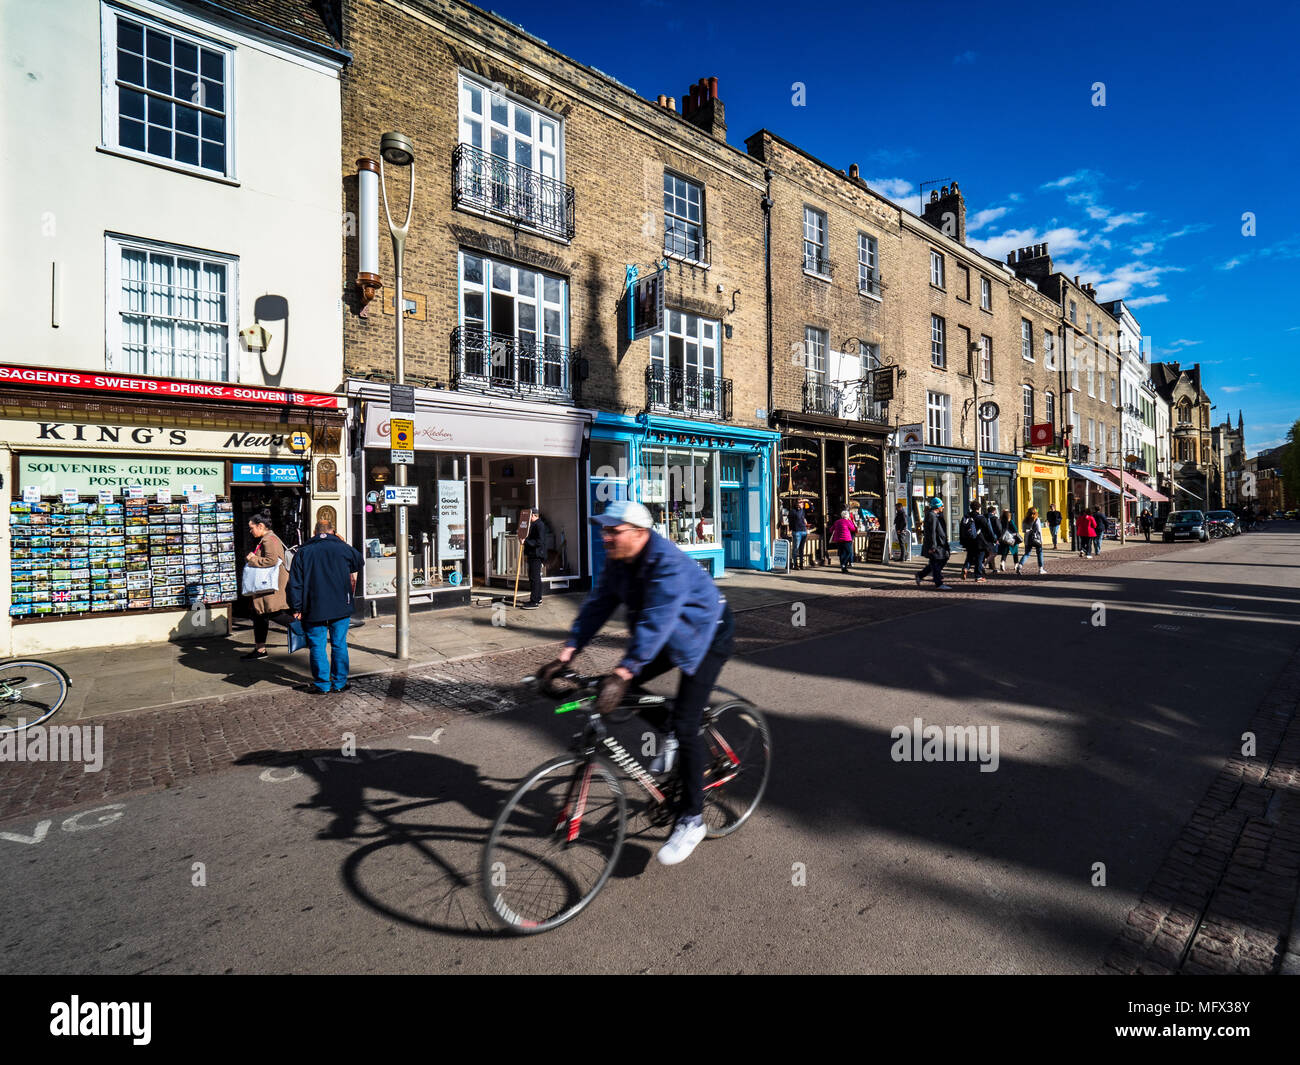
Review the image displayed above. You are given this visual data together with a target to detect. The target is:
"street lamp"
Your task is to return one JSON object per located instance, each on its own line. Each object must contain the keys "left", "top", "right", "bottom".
{"left": 379, "top": 132, "right": 415, "bottom": 660}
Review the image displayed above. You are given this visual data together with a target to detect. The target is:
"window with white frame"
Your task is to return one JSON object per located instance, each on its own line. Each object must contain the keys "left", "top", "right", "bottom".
{"left": 1021, "top": 318, "right": 1034, "bottom": 361}
{"left": 803, "top": 207, "right": 829, "bottom": 274}
{"left": 980, "top": 276, "right": 991, "bottom": 311}
{"left": 979, "top": 334, "right": 993, "bottom": 382}
{"left": 1045, "top": 390, "right": 1055, "bottom": 431}
{"left": 459, "top": 252, "right": 569, "bottom": 390}
{"left": 1022, "top": 385, "right": 1034, "bottom": 439}
{"left": 1044, "top": 330, "right": 1056, "bottom": 369}
{"left": 857, "top": 233, "right": 879, "bottom": 296}
{"left": 1069, "top": 300, "right": 1077, "bottom": 324}
{"left": 1088, "top": 419, "right": 1095, "bottom": 449}
{"left": 859, "top": 341, "right": 886, "bottom": 421}
{"left": 108, "top": 235, "right": 236, "bottom": 380}
{"left": 1087, "top": 362, "right": 1095, "bottom": 397}
{"left": 650, "top": 311, "right": 722, "bottom": 414}
{"left": 979, "top": 413, "right": 997, "bottom": 454}
{"left": 930, "top": 250, "right": 945, "bottom": 288}
{"left": 1086, "top": 312, "right": 1092, "bottom": 335}
{"left": 926, "top": 391, "right": 950, "bottom": 446}
{"left": 103, "top": 8, "right": 232, "bottom": 175}
{"left": 664, "top": 172, "right": 704, "bottom": 260}
{"left": 931, "top": 315, "right": 946, "bottom": 368}
{"left": 804, "top": 326, "right": 827, "bottom": 384}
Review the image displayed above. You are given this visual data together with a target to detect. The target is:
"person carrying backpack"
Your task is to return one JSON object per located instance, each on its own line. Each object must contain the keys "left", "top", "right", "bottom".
{"left": 915, "top": 497, "right": 952, "bottom": 590}
{"left": 959, "top": 501, "right": 989, "bottom": 582}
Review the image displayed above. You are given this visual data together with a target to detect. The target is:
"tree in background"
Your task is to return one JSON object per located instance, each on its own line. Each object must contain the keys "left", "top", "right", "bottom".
{"left": 1282, "top": 419, "right": 1300, "bottom": 505}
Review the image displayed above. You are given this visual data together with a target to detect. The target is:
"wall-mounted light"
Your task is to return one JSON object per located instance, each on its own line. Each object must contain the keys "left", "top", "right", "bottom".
{"left": 356, "top": 157, "right": 382, "bottom": 316}
{"left": 240, "top": 323, "right": 272, "bottom": 352}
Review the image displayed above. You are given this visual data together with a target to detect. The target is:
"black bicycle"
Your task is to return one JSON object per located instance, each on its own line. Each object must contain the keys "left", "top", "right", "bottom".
{"left": 481, "top": 671, "right": 771, "bottom": 934}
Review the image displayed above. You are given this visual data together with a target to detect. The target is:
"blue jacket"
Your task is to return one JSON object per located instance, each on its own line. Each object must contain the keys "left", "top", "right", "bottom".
{"left": 288, "top": 533, "right": 364, "bottom": 623}
{"left": 567, "top": 531, "right": 725, "bottom": 676}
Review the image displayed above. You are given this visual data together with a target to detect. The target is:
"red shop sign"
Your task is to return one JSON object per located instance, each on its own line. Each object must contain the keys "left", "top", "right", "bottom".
{"left": 0, "top": 364, "right": 342, "bottom": 409}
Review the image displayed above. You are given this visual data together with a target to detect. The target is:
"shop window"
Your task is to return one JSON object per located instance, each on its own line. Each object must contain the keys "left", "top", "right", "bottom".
{"left": 362, "top": 452, "right": 467, "bottom": 593}
{"left": 644, "top": 446, "right": 719, "bottom": 546}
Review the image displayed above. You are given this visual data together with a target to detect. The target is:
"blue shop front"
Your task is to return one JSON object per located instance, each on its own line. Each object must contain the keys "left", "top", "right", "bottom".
{"left": 588, "top": 413, "right": 779, "bottom": 582}
{"left": 902, "top": 445, "right": 1020, "bottom": 554}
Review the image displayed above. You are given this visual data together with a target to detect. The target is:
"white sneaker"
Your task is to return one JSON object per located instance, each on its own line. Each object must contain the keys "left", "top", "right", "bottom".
{"left": 937, "top": 584, "right": 954, "bottom": 591}
{"left": 1039, "top": 566, "right": 1046, "bottom": 575}
{"left": 657, "top": 816, "right": 707, "bottom": 865}
{"left": 650, "top": 733, "right": 678, "bottom": 774}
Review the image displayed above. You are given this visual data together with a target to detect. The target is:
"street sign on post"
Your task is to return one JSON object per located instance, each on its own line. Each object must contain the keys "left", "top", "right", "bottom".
{"left": 391, "top": 417, "right": 414, "bottom": 465}
{"left": 390, "top": 383, "right": 415, "bottom": 413}
{"left": 384, "top": 485, "right": 419, "bottom": 506}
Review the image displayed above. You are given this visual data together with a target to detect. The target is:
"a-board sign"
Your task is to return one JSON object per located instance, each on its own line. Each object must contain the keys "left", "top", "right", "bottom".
{"left": 771, "top": 538, "right": 790, "bottom": 572}
{"left": 865, "top": 531, "right": 888, "bottom": 563}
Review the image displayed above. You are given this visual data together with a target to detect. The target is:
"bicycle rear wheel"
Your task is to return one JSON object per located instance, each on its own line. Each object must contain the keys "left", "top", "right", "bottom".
{"left": 700, "top": 701, "right": 771, "bottom": 838}
{"left": 482, "top": 754, "right": 626, "bottom": 934}
{"left": 0, "top": 660, "right": 68, "bottom": 734}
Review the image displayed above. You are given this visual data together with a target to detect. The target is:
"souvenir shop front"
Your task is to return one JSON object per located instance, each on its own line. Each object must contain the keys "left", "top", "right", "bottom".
{"left": 350, "top": 381, "right": 594, "bottom": 608}
{"left": 901, "top": 445, "right": 1020, "bottom": 555}
{"left": 772, "top": 412, "right": 888, "bottom": 565}
{"left": 588, "top": 413, "right": 778, "bottom": 581}
{"left": 0, "top": 366, "right": 346, "bottom": 655}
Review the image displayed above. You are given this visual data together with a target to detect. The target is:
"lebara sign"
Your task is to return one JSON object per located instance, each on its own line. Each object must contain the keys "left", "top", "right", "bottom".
{"left": 19, "top": 456, "right": 225, "bottom": 495}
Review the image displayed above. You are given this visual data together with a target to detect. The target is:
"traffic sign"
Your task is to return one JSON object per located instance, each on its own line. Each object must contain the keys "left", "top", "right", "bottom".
{"left": 384, "top": 486, "right": 419, "bottom": 506}
{"left": 390, "top": 418, "right": 414, "bottom": 449}
{"left": 390, "top": 383, "right": 416, "bottom": 413}
{"left": 391, "top": 449, "right": 414, "bottom": 465}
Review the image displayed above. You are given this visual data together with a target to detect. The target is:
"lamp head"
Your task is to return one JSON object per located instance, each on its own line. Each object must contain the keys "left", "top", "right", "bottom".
{"left": 380, "top": 132, "right": 414, "bottom": 167}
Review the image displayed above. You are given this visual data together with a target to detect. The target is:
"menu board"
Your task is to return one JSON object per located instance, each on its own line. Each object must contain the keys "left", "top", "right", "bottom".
{"left": 9, "top": 498, "right": 237, "bottom": 618}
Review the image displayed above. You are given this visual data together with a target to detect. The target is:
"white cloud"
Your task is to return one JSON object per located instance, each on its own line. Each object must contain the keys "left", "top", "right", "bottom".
{"left": 1286, "top": 326, "right": 1300, "bottom": 332}
{"left": 1221, "top": 386, "right": 1247, "bottom": 393}
{"left": 969, "top": 225, "right": 1093, "bottom": 260}
{"left": 967, "top": 207, "right": 1009, "bottom": 232}
{"left": 1103, "top": 212, "right": 1146, "bottom": 231}
{"left": 1093, "top": 261, "right": 1184, "bottom": 302}
{"left": 1218, "top": 258, "right": 1242, "bottom": 271}
{"left": 1167, "top": 339, "right": 1203, "bottom": 350}
{"left": 1126, "top": 295, "right": 1169, "bottom": 308}
{"left": 1086, "top": 205, "right": 1109, "bottom": 220}
{"left": 1131, "top": 242, "right": 1156, "bottom": 256}
{"left": 866, "top": 177, "right": 920, "bottom": 215}
{"left": 1042, "top": 170, "right": 1095, "bottom": 190}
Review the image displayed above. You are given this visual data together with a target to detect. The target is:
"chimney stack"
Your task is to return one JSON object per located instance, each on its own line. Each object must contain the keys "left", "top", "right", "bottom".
{"left": 920, "top": 179, "right": 966, "bottom": 243}
{"left": 1007, "top": 242, "right": 1053, "bottom": 285}
{"left": 681, "top": 75, "right": 726, "bottom": 141}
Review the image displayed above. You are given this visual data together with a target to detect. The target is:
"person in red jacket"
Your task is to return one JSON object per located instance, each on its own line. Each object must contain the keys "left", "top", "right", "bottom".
{"left": 1076, "top": 509, "right": 1097, "bottom": 558}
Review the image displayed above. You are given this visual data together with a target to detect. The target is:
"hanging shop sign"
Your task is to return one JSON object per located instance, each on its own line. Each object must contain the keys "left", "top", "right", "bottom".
{"left": 898, "top": 424, "right": 924, "bottom": 450}
{"left": 18, "top": 456, "right": 225, "bottom": 496}
{"left": 627, "top": 265, "right": 666, "bottom": 342}
{"left": 0, "top": 364, "right": 342, "bottom": 408}
{"left": 871, "top": 367, "right": 895, "bottom": 402}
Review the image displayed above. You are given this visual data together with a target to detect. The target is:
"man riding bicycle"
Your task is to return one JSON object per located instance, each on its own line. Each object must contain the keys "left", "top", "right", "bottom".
{"left": 538, "top": 500, "right": 734, "bottom": 867}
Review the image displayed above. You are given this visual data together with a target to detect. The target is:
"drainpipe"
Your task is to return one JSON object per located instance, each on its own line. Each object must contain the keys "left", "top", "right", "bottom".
{"left": 762, "top": 167, "right": 776, "bottom": 546}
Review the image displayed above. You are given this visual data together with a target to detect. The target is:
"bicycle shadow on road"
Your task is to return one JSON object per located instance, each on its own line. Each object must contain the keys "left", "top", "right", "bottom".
{"left": 236, "top": 746, "right": 518, "bottom": 938}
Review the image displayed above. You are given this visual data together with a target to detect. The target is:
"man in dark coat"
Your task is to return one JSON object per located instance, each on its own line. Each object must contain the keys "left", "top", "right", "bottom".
{"left": 520, "top": 507, "right": 546, "bottom": 609}
{"left": 893, "top": 502, "right": 909, "bottom": 561}
{"left": 1046, "top": 506, "right": 1063, "bottom": 549}
{"left": 915, "top": 497, "right": 952, "bottom": 589}
{"left": 288, "top": 518, "right": 364, "bottom": 694}
{"left": 1139, "top": 509, "right": 1153, "bottom": 542}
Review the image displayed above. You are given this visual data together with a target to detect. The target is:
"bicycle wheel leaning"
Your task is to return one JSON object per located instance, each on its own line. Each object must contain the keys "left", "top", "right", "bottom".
{"left": 699, "top": 700, "right": 771, "bottom": 838}
{"left": 0, "top": 660, "right": 69, "bottom": 734}
{"left": 481, "top": 754, "right": 627, "bottom": 934}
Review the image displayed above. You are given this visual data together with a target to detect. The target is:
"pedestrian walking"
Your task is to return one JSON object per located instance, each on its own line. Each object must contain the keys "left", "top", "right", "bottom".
{"left": 242, "top": 508, "right": 292, "bottom": 660}
{"left": 983, "top": 505, "right": 1002, "bottom": 573}
{"left": 1047, "top": 506, "right": 1062, "bottom": 549}
{"left": 520, "top": 506, "right": 546, "bottom": 609}
{"left": 1140, "top": 509, "right": 1153, "bottom": 542}
{"left": 997, "top": 507, "right": 1020, "bottom": 572}
{"left": 1017, "top": 507, "right": 1046, "bottom": 575}
{"left": 915, "top": 497, "right": 952, "bottom": 590}
{"left": 790, "top": 498, "right": 809, "bottom": 571}
{"left": 1076, "top": 509, "right": 1096, "bottom": 557}
{"left": 287, "top": 517, "right": 364, "bottom": 694}
{"left": 1092, "top": 506, "right": 1107, "bottom": 554}
{"left": 894, "top": 502, "right": 909, "bottom": 562}
{"left": 829, "top": 510, "right": 857, "bottom": 572}
{"left": 959, "top": 501, "right": 989, "bottom": 582}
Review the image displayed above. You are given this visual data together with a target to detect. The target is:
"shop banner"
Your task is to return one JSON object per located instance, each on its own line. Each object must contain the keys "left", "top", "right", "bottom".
{"left": 437, "top": 481, "right": 467, "bottom": 560}
{"left": 18, "top": 455, "right": 225, "bottom": 496}
{"left": 0, "top": 418, "right": 316, "bottom": 456}
{"left": 0, "top": 364, "right": 342, "bottom": 408}
{"left": 231, "top": 462, "right": 306, "bottom": 484}
{"left": 365, "top": 406, "right": 586, "bottom": 459}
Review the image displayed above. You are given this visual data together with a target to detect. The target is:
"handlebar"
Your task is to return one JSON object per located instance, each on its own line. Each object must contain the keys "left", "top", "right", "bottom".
{"left": 521, "top": 670, "right": 641, "bottom": 724}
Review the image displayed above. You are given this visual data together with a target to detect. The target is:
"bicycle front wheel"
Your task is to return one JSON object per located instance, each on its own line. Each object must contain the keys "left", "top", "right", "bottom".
{"left": 482, "top": 754, "right": 626, "bottom": 934}
{"left": 700, "top": 701, "right": 771, "bottom": 838}
{"left": 0, "top": 660, "right": 68, "bottom": 734}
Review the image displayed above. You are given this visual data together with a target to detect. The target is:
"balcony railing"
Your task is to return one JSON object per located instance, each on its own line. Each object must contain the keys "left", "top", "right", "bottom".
{"left": 801, "top": 378, "right": 886, "bottom": 422}
{"left": 451, "top": 144, "right": 576, "bottom": 241}
{"left": 802, "top": 251, "right": 833, "bottom": 278}
{"left": 645, "top": 365, "right": 732, "bottom": 420}
{"left": 451, "top": 326, "right": 579, "bottom": 401}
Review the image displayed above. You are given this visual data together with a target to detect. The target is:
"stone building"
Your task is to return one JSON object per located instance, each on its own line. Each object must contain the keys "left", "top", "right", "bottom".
{"left": 1151, "top": 362, "right": 1215, "bottom": 511}
{"left": 337, "top": 0, "right": 776, "bottom": 604}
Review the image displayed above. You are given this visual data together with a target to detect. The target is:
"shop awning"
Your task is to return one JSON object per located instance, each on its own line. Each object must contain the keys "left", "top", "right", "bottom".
{"left": 1070, "top": 465, "right": 1137, "bottom": 501}
{"left": 1172, "top": 481, "right": 1204, "bottom": 503}
{"left": 1099, "top": 467, "right": 1170, "bottom": 504}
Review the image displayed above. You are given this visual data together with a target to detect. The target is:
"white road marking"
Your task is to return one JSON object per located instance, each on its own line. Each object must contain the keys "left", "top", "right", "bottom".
{"left": 0, "top": 804, "right": 126, "bottom": 844}
{"left": 409, "top": 729, "right": 446, "bottom": 744}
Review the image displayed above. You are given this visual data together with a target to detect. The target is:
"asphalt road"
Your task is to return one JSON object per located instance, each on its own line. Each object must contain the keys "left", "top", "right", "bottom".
{"left": 3, "top": 527, "right": 1298, "bottom": 973}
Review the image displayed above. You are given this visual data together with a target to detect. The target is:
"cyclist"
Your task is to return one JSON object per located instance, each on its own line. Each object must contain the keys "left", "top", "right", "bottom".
{"left": 538, "top": 499, "right": 734, "bottom": 866}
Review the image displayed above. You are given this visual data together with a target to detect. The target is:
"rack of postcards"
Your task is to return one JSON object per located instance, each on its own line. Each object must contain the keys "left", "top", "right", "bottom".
{"left": 9, "top": 496, "right": 238, "bottom": 619}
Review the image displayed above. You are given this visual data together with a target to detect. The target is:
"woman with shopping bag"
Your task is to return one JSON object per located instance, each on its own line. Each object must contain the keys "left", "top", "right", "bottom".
{"left": 242, "top": 508, "right": 292, "bottom": 660}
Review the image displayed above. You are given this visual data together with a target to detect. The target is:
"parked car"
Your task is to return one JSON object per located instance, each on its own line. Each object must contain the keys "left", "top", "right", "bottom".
{"left": 1163, "top": 510, "right": 1208, "bottom": 543}
{"left": 1206, "top": 510, "right": 1239, "bottom": 535}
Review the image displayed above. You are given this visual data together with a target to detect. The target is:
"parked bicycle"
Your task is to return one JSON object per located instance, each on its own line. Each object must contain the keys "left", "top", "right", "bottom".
{"left": 0, "top": 659, "right": 70, "bottom": 734}
{"left": 481, "top": 670, "right": 771, "bottom": 934}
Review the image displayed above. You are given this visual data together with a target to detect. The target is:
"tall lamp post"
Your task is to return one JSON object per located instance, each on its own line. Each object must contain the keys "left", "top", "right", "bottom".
{"left": 379, "top": 132, "right": 415, "bottom": 660}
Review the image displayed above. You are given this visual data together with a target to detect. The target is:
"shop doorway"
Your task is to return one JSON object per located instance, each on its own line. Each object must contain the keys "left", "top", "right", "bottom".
{"left": 231, "top": 485, "right": 306, "bottom": 618}
{"left": 470, "top": 454, "right": 578, "bottom": 590}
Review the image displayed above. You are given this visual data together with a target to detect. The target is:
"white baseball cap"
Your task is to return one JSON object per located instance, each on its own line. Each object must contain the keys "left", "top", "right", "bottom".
{"left": 590, "top": 500, "right": 654, "bottom": 529}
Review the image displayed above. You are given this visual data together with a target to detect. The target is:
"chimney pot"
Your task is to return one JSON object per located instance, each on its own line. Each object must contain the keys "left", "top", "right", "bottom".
{"left": 1006, "top": 252, "right": 1015, "bottom": 265}
{"left": 657, "top": 94, "right": 666, "bottom": 107}
{"left": 849, "top": 162, "right": 859, "bottom": 179}
{"left": 708, "top": 76, "right": 718, "bottom": 99}
{"left": 668, "top": 97, "right": 676, "bottom": 112}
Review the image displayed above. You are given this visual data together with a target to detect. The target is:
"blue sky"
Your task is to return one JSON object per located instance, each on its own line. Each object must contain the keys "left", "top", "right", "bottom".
{"left": 479, "top": 0, "right": 1299, "bottom": 451}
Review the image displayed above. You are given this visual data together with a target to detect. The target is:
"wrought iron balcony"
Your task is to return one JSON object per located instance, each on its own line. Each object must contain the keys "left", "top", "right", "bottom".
{"left": 451, "top": 326, "right": 579, "bottom": 401}
{"left": 801, "top": 378, "right": 886, "bottom": 422}
{"left": 451, "top": 144, "right": 576, "bottom": 241}
{"left": 802, "top": 251, "right": 833, "bottom": 278}
{"left": 803, "top": 378, "right": 841, "bottom": 417}
{"left": 645, "top": 365, "right": 732, "bottom": 420}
